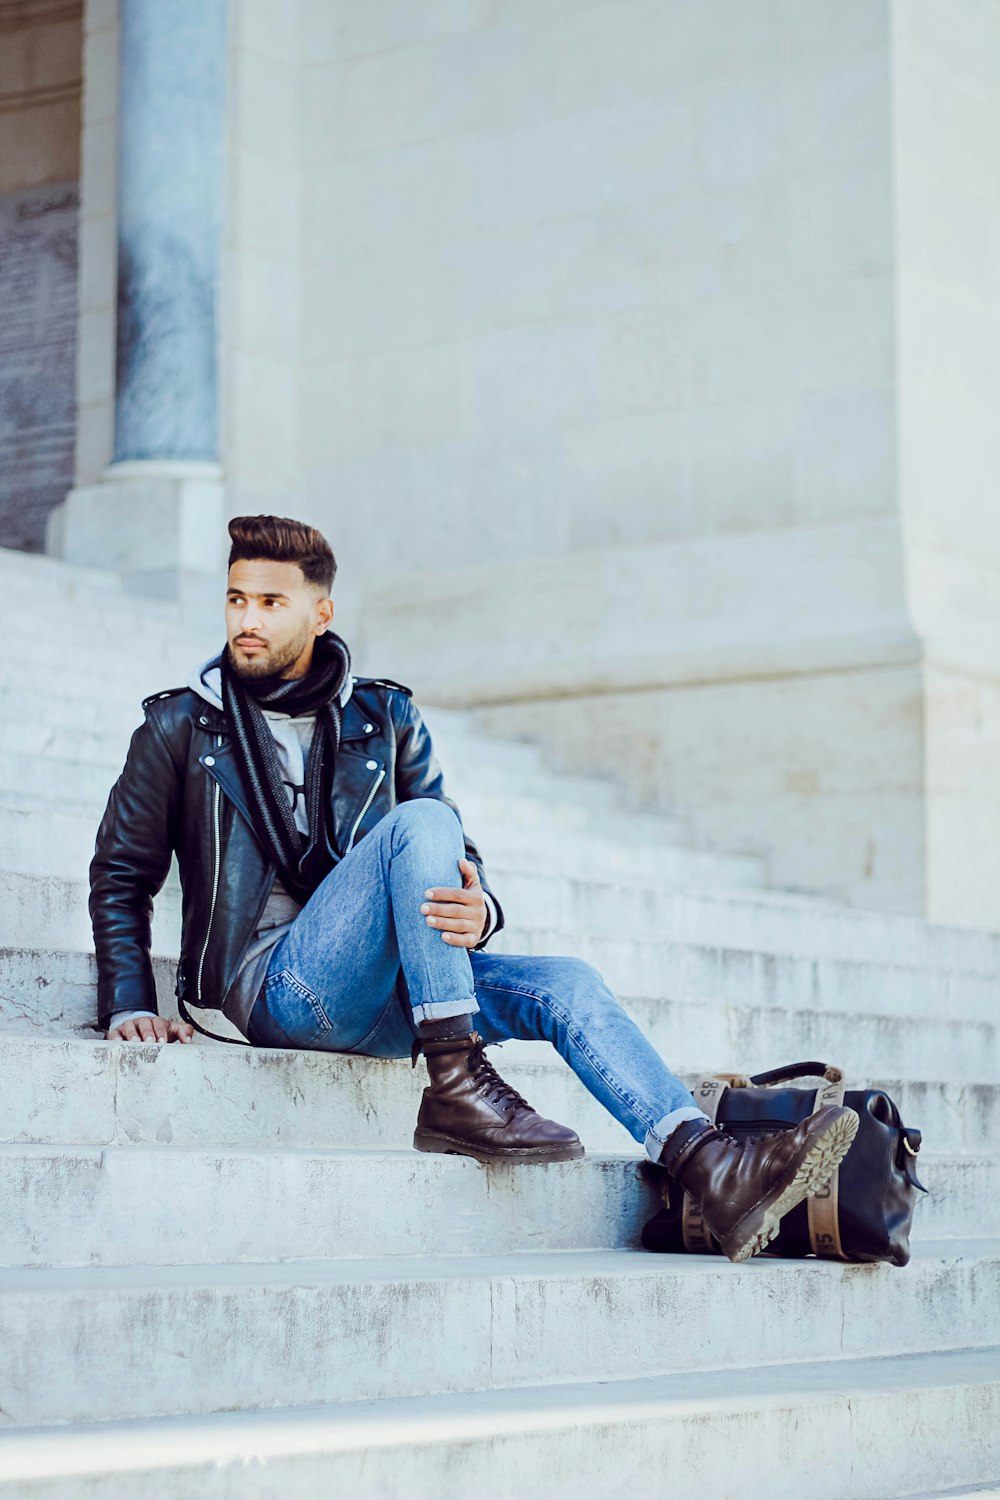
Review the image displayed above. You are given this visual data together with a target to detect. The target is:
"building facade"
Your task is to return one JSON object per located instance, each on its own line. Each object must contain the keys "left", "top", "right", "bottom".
{"left": 3, "top": 0, "right": 1000, "bottom": 927}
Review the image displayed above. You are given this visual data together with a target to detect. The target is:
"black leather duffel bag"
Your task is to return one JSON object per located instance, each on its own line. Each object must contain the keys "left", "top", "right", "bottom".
{"left": 641, "top": 1060, "right": 928, "bottom": 1266}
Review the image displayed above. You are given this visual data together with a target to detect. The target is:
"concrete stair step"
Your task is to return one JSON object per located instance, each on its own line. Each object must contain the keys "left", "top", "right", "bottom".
{"left": 0, "top": 784, "right": 760, "bottom": 889}
{"left": 0, "top": 544, "right": 142, "bottom": 588}
{"left": 0, "top": 548, "right": 183, "bottom": 611}
{"left": 0, "top": 738, "right": 630, "bottom": 823}
{"left": 0, "top": 1242, "right": 994, "bottom": 1427}
{"left": 0, "top": 1144, "right": 654, "bottom": 1265}
{"left": 8, "top": 635, "right": 213, "bottom": 681}
{"left": 490, "top": 990, "right": 1000, "bottom": 1085}
{"left": 0, "top": 1346, "right": 997, "bottom": 1498}
{"left": 0, "top": 949, "right": 179, "bottom": 1034}
{"left": 0, "top": 1137, "right": 980, "bottom": 1266}
{"left": 902, "top": 1489, "right": 1000, "bottom": 1499}
{"left": 0, "top": 1037, "right": 990, "bottom": 1156}
{"left": 3, "top": 894, "right": 999, "bottom": 1038}
{"left": 4, "top": 685, "right": 691, "bottom": 850}
{"left": 0, "top": 688, "right": 547, "bottom": 771}
{"left": 0, "top": 677, "right": 548, "bottom": 783}
{"left": 30, "top": 1035, "right": 1000, "bottom": 1151}
{"left": 5, "top": 865, "right": 1000, "bottom": 990}
{"left": 0, "top": 548, "right": 216, "bottom": 635}
{"left": 0, "top": 704, "right": 555, "bottom": 780}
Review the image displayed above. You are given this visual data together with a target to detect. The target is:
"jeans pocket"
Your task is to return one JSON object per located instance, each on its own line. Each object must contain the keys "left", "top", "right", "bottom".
{"left": 258, "top": 968, "right": 333, "bottom": 1048}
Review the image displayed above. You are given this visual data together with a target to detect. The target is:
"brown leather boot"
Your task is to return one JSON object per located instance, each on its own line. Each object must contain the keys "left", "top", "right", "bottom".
{"left": 667, "top": 1105, "right": 860, "bottom": 1262}
{"left": 412, "top": 1031, "right": 585, "bottom": 1164}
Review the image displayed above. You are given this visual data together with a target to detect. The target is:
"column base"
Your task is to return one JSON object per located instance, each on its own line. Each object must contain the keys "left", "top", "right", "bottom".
{"left": 46, "top": 460, "right": 226, "bottom": 607}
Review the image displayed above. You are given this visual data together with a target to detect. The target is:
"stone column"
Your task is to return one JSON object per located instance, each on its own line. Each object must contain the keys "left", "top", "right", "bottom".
{"left": 48, "top": 0, "right": 228, "bottom": 605}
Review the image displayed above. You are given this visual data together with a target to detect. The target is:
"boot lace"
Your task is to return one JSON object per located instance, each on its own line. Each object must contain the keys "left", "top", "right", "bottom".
{"left": 466, "top": 1038, "right": 534, "bottom": 1113}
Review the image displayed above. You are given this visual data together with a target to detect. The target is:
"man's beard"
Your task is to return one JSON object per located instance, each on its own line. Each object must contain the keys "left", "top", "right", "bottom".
{"left": 228, "top": 622, "right": 315, "bottom": 692}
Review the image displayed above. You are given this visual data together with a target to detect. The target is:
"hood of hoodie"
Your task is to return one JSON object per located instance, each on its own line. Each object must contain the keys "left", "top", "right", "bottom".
{"left": 186, "top": 648, "right": 354, "bottom": 718}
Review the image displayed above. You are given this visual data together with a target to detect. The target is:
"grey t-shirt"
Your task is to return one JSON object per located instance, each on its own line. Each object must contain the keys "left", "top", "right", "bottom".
{"left": 224, "top": 875, "right": 304, "bottom": 1037}
{"left": 222, "top": 708, "right": 316, "bottom": 1036}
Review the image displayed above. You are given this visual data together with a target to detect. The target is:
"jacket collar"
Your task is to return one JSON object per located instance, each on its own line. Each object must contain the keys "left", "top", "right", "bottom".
{"left": 188, "top": 652, "right": 374, "bottom": 743}
{"left": 187, "top": 649, "right": 355, "bottom": 714}
{"left": 196, "top": 682, "right": 378, "bottom": 834}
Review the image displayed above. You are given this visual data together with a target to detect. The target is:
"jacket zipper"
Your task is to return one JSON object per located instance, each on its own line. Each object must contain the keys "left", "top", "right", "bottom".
{"left": 345, "top": 765, "right": 385, "bottom": 852}
{"left": 196, "top": 733, "right": 224, "bottom": 1002}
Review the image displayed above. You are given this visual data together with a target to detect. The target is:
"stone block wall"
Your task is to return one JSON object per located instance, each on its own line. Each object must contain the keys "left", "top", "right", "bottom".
{"left": 291, "top": 0, "right": 898, "bottom": 594}
{"left": 73, "top": 0, "right": 117, "bottom": 489}
{"left": 0, "top": 0, "right": 82, "bottom": 551}
{"left": 221, "top": 0, "right": 304, "bottom": 518}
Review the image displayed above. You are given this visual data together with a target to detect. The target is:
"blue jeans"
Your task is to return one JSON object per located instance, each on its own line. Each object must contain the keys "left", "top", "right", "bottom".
{"left": 247, "top": 798, "right": 709, "bottom": 1162}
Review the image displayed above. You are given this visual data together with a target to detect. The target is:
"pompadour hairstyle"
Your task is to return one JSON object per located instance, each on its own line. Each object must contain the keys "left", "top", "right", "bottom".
{"left": 227, "top": 514, "right": 336, "bottom": 594}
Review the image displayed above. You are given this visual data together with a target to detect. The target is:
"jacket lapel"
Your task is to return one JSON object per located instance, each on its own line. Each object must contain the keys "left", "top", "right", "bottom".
{"left": 200, "top": 739, "right": 257, "bottom": 832}
{"left": 200, "top": 692, "right": 384, "bottom": 850}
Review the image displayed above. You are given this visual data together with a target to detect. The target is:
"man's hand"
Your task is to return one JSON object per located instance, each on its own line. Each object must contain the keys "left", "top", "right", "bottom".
{"left": 107, "top": 1016, "right": 195, "bottom": 1043}
{"left": 420, "top": 857, "right": 488, "bottom": 949}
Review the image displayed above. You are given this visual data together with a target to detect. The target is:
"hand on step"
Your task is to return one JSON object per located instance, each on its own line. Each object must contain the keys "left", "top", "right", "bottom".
{"left": 106, "top": 1016, "right": 195, "bottom": 1044}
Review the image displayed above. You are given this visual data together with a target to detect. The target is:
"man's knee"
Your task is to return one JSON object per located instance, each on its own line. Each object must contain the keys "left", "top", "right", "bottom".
{"left": 556, "top": 955, "right": 607, "bottom": 990}
{"left": 382, "top": 798, "right": 463, "bottom": 863}
{"left": 390, "top": 797, "right": 460, "bottom": 831}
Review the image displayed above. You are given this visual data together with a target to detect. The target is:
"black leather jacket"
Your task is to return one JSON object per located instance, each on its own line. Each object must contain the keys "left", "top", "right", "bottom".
{"left": 89, "top": 675, "right": 505, "bottom": 1033}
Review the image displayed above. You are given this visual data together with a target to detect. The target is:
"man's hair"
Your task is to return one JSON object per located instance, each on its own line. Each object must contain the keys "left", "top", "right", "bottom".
{"left": 227, "top": 514, "right": 336, "bottom": 594}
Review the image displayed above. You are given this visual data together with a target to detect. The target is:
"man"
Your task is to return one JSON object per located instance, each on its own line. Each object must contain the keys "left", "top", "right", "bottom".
{"left": 91, "top": 514, "right": 859, "bottom": 1264}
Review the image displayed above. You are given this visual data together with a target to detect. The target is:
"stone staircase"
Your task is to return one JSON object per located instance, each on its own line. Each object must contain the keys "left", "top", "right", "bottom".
{"left": 0, "top": 544, "right": 997, "bottom": 1497}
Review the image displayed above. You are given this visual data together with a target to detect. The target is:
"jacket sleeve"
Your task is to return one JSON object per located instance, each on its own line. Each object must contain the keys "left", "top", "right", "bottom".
{"left": 89, "top": 709, "right": 182, "bottom": 1029}
{"left": 391, "top": 693, "right": 505, "bottom": 950}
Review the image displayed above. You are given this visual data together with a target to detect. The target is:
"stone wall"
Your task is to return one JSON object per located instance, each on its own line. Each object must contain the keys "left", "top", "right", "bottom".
{"left": 0, "top": 182, "right": 79, "bottom": 551}
{"left": 220, "top": 0, "right": 304, "bottom": 526}
{"left": 290, "top": 0, "right": 897, "bottom": 596}
{"left": 0, "top": 0, "right": 82, "bottom": 551}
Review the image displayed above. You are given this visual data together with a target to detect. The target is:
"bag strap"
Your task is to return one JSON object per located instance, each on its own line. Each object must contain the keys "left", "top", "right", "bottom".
{"left": 679, "top": 1073, "right": 752, "bottom": 1252}
{"left": 750, "top": 1060, "right": 841, "bottom": 1087}
{"left": 805, "top": 1068, "right": 848, "bottom": 1260}
{"left": 746, "top": 1060, "right": 849, "bottom": 1259}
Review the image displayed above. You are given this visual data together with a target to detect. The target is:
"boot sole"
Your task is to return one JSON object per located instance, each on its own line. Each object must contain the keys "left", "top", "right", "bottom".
{"left": 413, "top": 1128, "right": 585, "bottom": 1165}
{"left": 719, "top": 1106, "right": 860, "bottom": 1264}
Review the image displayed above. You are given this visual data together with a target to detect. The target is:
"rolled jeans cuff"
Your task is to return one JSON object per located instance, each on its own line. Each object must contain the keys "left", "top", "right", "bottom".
{"left": 411, "top": 996, "right": 481, "bottom": 1024}
{"left": 644, "top": 1105, "right": 714, "bottom": 1164}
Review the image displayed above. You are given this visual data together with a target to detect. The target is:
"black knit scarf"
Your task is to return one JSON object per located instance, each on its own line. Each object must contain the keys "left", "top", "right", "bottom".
{"left": 220, "top": 629, "right": 352, "bottom": 903}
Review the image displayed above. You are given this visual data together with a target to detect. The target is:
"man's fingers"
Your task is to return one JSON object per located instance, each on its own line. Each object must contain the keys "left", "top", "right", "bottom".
{"left": 422, "top": 889, "right": 478, "bottom": 911}
{"left": 422, "top": 879, "right": 486, "bottom": 946}
{"left": 425, "top": 914, "right": 477, "bottom": 932}
{"left": 109, "top": 1017, "right": 192, "bottom": 1043}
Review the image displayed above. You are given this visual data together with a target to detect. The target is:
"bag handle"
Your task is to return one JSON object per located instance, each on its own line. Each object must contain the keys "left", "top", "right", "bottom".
{"left": 749, "top": 1060, "right": 843, "bottom": 1088}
